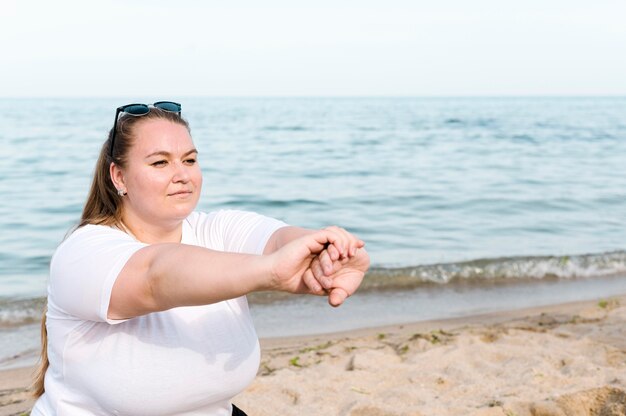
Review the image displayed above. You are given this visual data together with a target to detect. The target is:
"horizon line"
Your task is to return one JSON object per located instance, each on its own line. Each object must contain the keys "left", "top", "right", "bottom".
{"left": 2, "top": 94, "right": 626, "bottom": 100}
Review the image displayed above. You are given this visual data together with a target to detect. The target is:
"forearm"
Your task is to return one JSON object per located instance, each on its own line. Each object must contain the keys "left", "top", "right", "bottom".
{"left": 109, "top": 243, "right": 275, "bottom": 319}
{"left": 151, "top": 244, "right": 275, "bottom": 307}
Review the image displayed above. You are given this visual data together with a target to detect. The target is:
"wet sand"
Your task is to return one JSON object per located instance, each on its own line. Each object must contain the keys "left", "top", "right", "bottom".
{"left": 2, "top": 295, "right": 625, "bottom": 416}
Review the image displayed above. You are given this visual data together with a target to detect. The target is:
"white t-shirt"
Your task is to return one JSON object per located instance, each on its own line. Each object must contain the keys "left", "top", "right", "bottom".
{"left": 32, "top": 210, "right": 287, "bottom": 416}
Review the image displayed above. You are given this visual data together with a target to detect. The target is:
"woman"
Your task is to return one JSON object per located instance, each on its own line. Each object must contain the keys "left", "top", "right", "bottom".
{"left": 31, "top": 102, "right": 369, "bottom": 415}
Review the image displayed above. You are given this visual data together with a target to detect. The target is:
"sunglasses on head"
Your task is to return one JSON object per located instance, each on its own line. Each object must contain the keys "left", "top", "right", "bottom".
{"left": 109, "top": 101, "right": 182, "bottom": 157}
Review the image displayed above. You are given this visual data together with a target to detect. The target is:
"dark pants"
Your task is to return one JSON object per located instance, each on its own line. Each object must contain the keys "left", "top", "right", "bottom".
{"left": 232, "top": 404, "right": 248, "bottom": 416}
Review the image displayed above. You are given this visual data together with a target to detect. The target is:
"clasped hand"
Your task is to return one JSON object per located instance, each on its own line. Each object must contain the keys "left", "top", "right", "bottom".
{"left": 270, "top": 226, "right": 370, "bottom": 307}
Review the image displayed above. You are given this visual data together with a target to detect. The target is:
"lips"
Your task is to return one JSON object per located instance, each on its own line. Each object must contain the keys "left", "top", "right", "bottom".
{"left": 168, "top": 189, "right": 193, "bottom": 196}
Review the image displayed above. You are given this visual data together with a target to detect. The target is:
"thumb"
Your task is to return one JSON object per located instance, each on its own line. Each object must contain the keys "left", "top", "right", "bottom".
{"left": 328, "top": 287, "right": 349, "bottom": 307}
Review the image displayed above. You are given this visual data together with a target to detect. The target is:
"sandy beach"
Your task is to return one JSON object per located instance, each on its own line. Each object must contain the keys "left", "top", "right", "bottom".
{"left": 2, "top": 295, "right": 625, "bottom": 416}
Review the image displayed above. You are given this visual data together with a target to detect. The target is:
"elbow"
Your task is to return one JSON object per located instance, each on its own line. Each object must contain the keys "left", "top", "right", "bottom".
{"left": 144, "top": 249, "right": 174, "bottom": 313}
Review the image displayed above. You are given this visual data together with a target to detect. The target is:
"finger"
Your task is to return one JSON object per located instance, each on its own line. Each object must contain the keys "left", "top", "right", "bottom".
{"left": 324, "top": 226, "right": 349, "bottom": 258}
{"left": 319, "top": 250, "right": 334, "bottom": 276}
{"left": 311, "top": 256, "right": 332, "bottom": 289}
{"left": 302, "top": 268, "right": 325, "bottom": 295}
{"left": 343, "top": 235, "right": 364, "bottom": 258}
{"left": 328, "top": 287, "right": 349, "bottom": 307}
{"left": 310, "top": 256, "right": 324, "bottom": 279}
{"left": 318, "top": 257, "right": 350, "bottom": 282}
{"left": 327, "top": 244, "right": 340, "bottom": 261}
{"left": 308, "top": 229, "right": 348, "bottom": 255}
{"left": 325, "top": 226, "right": 363, "bottom": 259}
{"left": 349, "top": 240, "right": 366, "bottom": 257}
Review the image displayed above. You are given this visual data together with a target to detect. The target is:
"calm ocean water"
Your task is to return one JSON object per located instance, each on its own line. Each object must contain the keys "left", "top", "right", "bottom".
{"left": 1, "top": 97, "right": 626, "bottom": 366}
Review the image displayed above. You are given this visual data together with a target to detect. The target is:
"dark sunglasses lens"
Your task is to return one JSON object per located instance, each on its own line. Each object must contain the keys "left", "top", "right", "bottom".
{"left": 122, "top": 104, "right": 150, "bottom": 115}
{"left": 154, "top": 102, "right": 181, "bottom": 113}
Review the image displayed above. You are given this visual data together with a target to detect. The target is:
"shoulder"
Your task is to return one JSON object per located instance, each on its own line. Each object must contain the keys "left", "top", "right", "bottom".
{"left": 57, "top": 224, "right": 134, "bottom": 249}
{"left": 184, "top": 210, "right": 288, "bottom": 253}
{"left": 51, "top": 224, "right": 142, "bottom": 268}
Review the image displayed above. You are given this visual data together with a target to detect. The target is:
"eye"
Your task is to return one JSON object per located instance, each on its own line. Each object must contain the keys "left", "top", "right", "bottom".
{"left": 184, "top": 158, "right": 197, "bottom": 165}
{"left": 151, "top": 160, "right": 167, "bottom": 167}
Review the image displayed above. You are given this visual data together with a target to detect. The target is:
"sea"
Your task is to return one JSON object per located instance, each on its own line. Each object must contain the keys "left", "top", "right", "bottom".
{"left": 1, "top": 97, "right": 625, "bottom": 368}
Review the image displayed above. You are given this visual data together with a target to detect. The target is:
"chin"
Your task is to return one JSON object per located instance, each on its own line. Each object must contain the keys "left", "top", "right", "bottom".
{"left": 171, "top": 203, "right": 197, "bottom": 220}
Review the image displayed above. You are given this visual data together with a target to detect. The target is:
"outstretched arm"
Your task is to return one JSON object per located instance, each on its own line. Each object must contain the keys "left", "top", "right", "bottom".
{"left": 108, "top": 229, "right": 360, "bottom": 320}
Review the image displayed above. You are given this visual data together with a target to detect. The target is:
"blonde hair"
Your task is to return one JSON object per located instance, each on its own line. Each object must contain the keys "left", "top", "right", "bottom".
{"left": 33, "top": 108, "right": 190, "bottom": 397}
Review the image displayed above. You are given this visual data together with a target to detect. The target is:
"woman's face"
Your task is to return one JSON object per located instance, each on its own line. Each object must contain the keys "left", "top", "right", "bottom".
{"left": 113, "top": 118, "right": 203, "bottom": 229}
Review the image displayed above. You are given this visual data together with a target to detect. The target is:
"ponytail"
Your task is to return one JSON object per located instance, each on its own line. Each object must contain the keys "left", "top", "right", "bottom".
{"left": 32, "top": 305, "right": 48, "bottom": 397}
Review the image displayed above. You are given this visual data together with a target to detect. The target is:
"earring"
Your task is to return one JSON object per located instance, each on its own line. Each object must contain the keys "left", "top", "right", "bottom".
{"left": 117, "top": 189, "right": 126, "bottom": 196}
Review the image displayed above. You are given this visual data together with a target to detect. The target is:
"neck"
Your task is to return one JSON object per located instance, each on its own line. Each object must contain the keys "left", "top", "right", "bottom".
{"left": 120, "top": 210, "right": 183, "bottom": 244}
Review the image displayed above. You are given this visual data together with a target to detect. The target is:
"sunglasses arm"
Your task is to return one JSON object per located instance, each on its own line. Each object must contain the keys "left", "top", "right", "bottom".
{"left": 110, "top": 108, "right": 122, "bottom": 158}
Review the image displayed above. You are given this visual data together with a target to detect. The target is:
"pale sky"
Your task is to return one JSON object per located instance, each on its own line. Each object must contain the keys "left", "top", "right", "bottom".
{"left": 1, "top": 0, "right": 625, "bottom": 97}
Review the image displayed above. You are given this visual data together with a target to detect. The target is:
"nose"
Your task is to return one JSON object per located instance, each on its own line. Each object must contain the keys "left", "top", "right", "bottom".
{"left": 172, "top": 161, "right": 191, "bottom": 183}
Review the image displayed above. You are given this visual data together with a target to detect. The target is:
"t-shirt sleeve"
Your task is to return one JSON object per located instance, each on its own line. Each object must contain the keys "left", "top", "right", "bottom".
{"left": 188, "top": 210, "right": 288, "bottom": 255}
{"left": 48, "top": 225, "right": 148, "bottom": 324}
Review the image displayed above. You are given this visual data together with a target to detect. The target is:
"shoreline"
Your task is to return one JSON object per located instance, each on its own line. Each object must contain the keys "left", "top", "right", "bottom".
{"left": 2, "top": 295, "right": 626, "bottom": 415}
{"left": 251, "top": 275, "right": 626, "bottom": 338}
{"left": 258, "top": 293, "right": 626, "bottom": 348}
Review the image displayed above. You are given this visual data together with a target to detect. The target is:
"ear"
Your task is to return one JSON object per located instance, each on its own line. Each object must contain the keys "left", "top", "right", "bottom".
{"left": 110, "top": 162, "right": 126, "bottom": 193}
